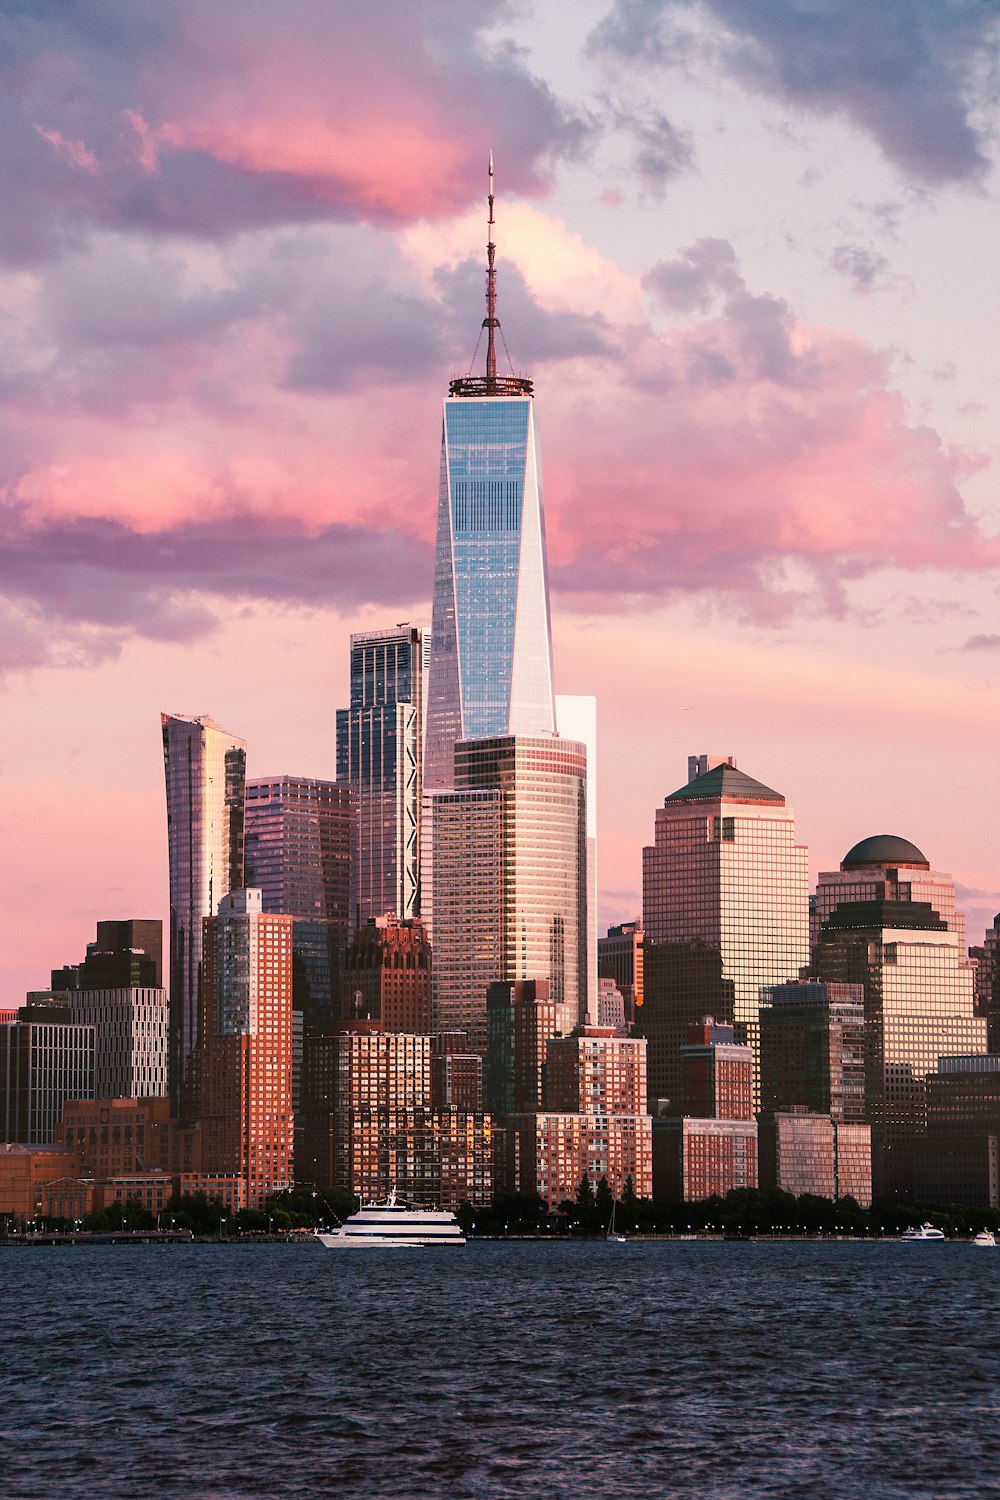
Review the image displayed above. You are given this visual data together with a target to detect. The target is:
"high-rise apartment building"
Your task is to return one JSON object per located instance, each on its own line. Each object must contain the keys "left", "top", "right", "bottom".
{"left": 336, "top": 626, "right": 428, "bottom": 928}
{"left": 200, "top": 890, "right": 294, "bottom": 1208}
{"left": 812, "top": 835, "right": 986, "bottom": 1198}
{"left": 640, "top": 759, "right": 809, "bottom": 1109}
{"left": 427, "top": 735, "right": 587, "bottom": 1052}
{"left": 680, "top": 1017, "right": 754, "bottom": 1120}
{"left": 423, "top": 163, "right": 556, "bottom": 795}
{"left": 161, "top": 712, "right": 246, "bottom": 1117}
{"left": 485, "top": 978, "right": 568, "bottom": 1118}
{"left": 245, "top": 775, "right": 352, "bottom": 1036}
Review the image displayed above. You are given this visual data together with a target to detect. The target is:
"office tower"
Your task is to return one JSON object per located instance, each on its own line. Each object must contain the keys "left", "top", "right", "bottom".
{"left": 336, "top": 626, "right": 428, "bottom": 928}
{"left": 680, "top": 1017, "right": 754, "bottom": 1120}
{"left": 812, "top": 835, "right": 986, "bottom": 1199}
{"left": 245, "top": 775, "right": 352, "bottom": 1036}
{"left": 486, "top": 978, "right": 566, "bottom": 1118}
{"left": 47, "top": 921, "right": 168, "bottom": 1099}
{"left": 556, "top": 694, "right": 598, "bottom": 1022}
{"left": 758, "top": 981, "right": 867, "bottom": 1122}
{"left": 505, "top": 1025, "right": 652, "bottom": 1208}
{"left": 51, "top": 919, "right": 163, "bottom": 992}
{"left": 161, "top": 712, "right": 246, "bottom": 1117}
{"left": 200, "top": 890, "right": 294, "bottom": 1208}
{"left": 423, "top": 162, "right": 555, "bottom": 794}
{"left": 598, "top": 920, "right": 644, "bottom": 1024}
{"left": 915, "top": 1055, "right": 1000, "bottom": 1207}
{"left": 1, "top": 1005, "right": 95, "bottom": 1144}
{"left": 427, "top": 735, "right": 587, "bottom": 1052}
{"left": 596, "top": 977, "right": 627, "bottom": 1034}
{"left": 640, "top": 759, "right": 809, "bottom": 1109}
{"left": 301, "top": 1024, "right": 491, "bottom": 1206}
{"left": 341, "top": 914, "right": 432, "bottom": 1033}
{"left": 970, "top": 914, "right": 1000, "bottom": 1050}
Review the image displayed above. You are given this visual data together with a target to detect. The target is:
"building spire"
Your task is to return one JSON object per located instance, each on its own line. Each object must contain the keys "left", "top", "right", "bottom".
{"left": 485, "top": 152, "right": 497, "bottom": 382}
{"left": 449, "top": 153, "right": 533, "bottom": 398}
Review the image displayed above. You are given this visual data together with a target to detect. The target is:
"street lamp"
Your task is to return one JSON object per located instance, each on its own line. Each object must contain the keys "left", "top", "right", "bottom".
{"left": 219, "top": 1217, "right": 227, "bottom": 1242}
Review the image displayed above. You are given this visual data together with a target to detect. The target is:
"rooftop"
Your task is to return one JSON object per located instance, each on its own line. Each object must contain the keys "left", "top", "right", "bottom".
{"left": 664, "top": 763, "right": 784, "bottom": 805}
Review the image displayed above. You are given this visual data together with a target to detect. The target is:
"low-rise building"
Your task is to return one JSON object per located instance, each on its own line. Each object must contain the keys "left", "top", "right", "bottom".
{"left": 651, "top": 1116, "right": 757, "bottom": 1203}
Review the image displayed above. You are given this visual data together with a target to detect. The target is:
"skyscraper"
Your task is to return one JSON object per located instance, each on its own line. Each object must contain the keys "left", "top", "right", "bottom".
{"left": 423, "top": 160, "right": 555, "bottom": 794}
{"left": 161, "top": 712, "right": 246, "bottom": 1118}
{"left": 336, "top": 626, "right": 428, "bottom": 928}
{"left": 426, "top": 735, "right": 587, "bottom": 1053}
{"left": 640, "top": 758, "right": 809, "bottom": 1109}
{"left": 244, "top": 775, "right": 352, "bottom": 1036}
{"left": 812, "top": 834, "right": 986, "bottom": 1198}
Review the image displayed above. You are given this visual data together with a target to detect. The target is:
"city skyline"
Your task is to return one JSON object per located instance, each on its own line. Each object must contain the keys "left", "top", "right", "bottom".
{"left": 3, "top": 3, "right": 1000, "bottom": 1002}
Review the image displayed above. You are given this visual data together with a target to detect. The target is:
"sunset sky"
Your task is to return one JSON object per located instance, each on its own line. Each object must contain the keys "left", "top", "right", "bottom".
{"left": 3, "top": 0, "right": 1000, "bottom": 1001}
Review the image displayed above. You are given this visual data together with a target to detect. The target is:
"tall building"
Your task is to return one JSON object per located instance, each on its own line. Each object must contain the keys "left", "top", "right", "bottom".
{"left": 427, "top": 735, "right": 587, "bottom": 1052}
{"left": 812, "top": 835, "right": 986, "bottom": 1199}
{"left": 1, "top": 1006, "right": 95, "bottom": 1145}
{"left": 336, "top": 626, "right": 428, "bottom": 929}
{"left": 161, "top": 712, "right": 246, "bottom": 1117}
{"left": 640, "top": 759, "right": 809, "bottom": 1109}
{"left": 970, "top": 913, "right": 1000, "bottom": 1050}
{"left": 680, "top": 1017, "right": 754, "bottom": 1120}
{"left": 485, "top": 978, "right": 568, "bottom": 1119}
{"left": 341, "top": 914, "right": 432, "bottom": 1033}
{"left": 505, "top": 1025, "right": 652, "bottom": 1209}
{"left": 758, "top": 981, "right": 867, "bottom": 1123}
{"left": 598, "top": 920, "right": 643, "bottom": 1024}
{"left": 47, "top": 920, "right": 168, "bottom": 1100}
{"left": 423, "top": 161, "right": 555, "bottom": 794}
{"left": 301, "top": 1024, "right": 491, "bottom": 1206}
{"left": 200, "top": 890, "right": 294, "bottom": 1208}
{"left": 245, "top": 775, "right": 352, "bottom": 1036}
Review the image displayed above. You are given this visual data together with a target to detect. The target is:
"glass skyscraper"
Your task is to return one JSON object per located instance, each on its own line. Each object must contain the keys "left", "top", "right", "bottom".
{"left": 161, "top": 711, "right": 246, "bottom": 1117}
{"left": 424, "top": 163, "right": 555, "bottom": 792}
{"left": 336, "top": 625, "right": 428, "bottom": 928}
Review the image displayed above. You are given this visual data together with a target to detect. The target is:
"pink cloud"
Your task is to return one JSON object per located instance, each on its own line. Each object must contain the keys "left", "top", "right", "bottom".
{"left": 33, "top": 126, "right": 98, "bottom": 173}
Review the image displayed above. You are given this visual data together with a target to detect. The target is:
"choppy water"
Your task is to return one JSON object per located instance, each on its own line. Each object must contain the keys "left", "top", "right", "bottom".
{"left": 1, "top": 1240, "right": 997, "bottom": 1498}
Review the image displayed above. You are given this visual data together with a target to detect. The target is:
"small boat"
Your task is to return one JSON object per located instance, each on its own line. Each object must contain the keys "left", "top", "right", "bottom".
{"left": 900, "top": 1222, "right": 946, "bottom": 1241}
{"left": 971, "top": 1229, "right": 996, "bottom": 1247}
{"left": 315, "top": 1188, "right": 466, "bottom": 1249}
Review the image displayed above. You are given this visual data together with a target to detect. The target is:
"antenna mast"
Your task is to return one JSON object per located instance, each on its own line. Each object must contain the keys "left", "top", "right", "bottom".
{"left": 485, "top": 152, "right": 497, "bottom": 382}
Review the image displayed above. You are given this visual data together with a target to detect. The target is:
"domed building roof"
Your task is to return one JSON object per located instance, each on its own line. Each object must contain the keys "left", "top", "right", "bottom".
{"left": 841, "top": 834, "right": 929, "bottom": 870}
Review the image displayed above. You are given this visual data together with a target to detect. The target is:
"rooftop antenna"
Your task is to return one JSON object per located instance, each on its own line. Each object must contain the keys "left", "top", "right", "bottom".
{"left": 485, "top": 152, "right": 498, "bottom": 383}
{"left": 449, "top": 154, "right": 533, "bottom": 399}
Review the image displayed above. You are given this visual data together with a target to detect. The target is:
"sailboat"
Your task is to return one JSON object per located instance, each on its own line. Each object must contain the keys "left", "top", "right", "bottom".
{"left": 606, "top": 1199, "right": 628, "bottom": 1243}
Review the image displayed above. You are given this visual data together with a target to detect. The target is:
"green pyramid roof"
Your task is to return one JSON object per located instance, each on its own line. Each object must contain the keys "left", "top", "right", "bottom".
{"left": 664, "top": 763, "right": 785, "bottom": 805}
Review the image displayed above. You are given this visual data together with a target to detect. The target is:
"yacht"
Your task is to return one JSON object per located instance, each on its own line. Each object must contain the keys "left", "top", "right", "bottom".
{"left": 315, "top": 1189, "right": 466, "bottom": 1249}
{"left": 900, "top": 1222, "right": 946, "bottom": 1241}
{"left": 971, "top": 1229, "right": 996, "bottom": 1247}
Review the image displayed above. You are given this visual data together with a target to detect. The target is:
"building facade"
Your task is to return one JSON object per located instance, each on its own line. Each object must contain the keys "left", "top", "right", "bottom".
{"left": 812, "top": 835, "right": 986, "bottom": 1199}
{"left": 162, "top": 712, "right": 246, "bottom": 1117}
{"left": 341, "top": 914, "right": 432, "bottom": 1033}
{"left": 679, "top": 1017, "right": 754, "bottom": 1120}
{"left": 640, "top": 760, "right": 809, "bottom": 1110}
{"left": 0, "top": 1007, "right": 95, "bottom": 1145}
{"left": 651, "top": 1117, "right": 758, "bottom": 1203}
{"left": 427, "top": 735, "right": 587, "bottom": 1052}
{"left": 200, "top": 890, "right": 294, "bottom": 1209}
{"left": 336, "top": 626, "right": 428, "bottom": 929}
{"left": 758, "top": 981, "right": 867, "bottom": 1122}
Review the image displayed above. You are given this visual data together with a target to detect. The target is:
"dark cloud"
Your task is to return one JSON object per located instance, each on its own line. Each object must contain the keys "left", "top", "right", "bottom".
{"left": 644, "top": 237, "right": 744, "bottom": 313}
{"left": 828, "top": 243, "right": 894, "bottom": 295}
{"left": 0, "top": 0, "right": 587, "bottom": 265}
{"left": 0, "top": 501, "right": 432, "bottom": 674}
{"left": 959, "top": 633, "right": 1000, "bottom": 652}
{"left": 592, "top": 0, "right": 999, "bottom": 185}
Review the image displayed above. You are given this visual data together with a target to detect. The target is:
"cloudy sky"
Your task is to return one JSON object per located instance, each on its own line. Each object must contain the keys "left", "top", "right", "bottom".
{"left": 3, "top": 0, "right": 1000, "bottom": 998}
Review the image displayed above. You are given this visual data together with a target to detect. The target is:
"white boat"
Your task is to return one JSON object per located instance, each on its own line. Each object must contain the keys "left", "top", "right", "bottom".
{"left": 971, "top": 1229, "right": 996, "bottom": 1247}
{"left": 900, "top": 1222, "right": 946, "bottom": 1241}
{"left": 315, "top": 1189, "right": 466, "bottom": 1249}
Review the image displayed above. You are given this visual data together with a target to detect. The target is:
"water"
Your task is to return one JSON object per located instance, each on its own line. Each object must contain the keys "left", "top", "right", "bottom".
{"left": 1, "top": 1240, "right": 997, "bottom": 1498}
